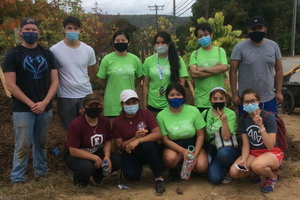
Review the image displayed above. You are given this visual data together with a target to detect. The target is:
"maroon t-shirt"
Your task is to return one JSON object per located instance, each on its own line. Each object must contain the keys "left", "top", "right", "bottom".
{"left": 112, "top": 109, "right": 158, "bottom": 141}
{"left": 64, "top": 114, "right": 112, "bottom": 153}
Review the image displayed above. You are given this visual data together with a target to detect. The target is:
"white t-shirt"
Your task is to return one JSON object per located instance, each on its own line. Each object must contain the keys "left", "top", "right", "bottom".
{"left": 50, "top": 41, "right": 96, "bottom": 98}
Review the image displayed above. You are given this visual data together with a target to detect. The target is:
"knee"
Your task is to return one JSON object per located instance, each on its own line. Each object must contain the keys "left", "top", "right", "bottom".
{"left": 208, "top": 171, "right": 222, "bottom": 184}
{"left": 229, "top": 165, "right": 242, "bottom": 179}
{"left": 163, "top": 155, "right": 179, "bottom": 168}
{"left": 250, "top": 162, "right": 264, "bottom": 174}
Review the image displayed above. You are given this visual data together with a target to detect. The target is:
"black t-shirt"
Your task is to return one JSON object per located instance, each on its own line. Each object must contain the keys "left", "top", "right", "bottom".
{"left": 3, "top": 45, "right": 57, "bottom": 112}
{"left": 239, "top": 110, "right": 277, "bottom": 150}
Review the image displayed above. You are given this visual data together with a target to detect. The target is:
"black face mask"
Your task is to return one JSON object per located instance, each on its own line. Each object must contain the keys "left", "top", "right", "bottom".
{"left": 212, "top": 102, "right": 225, "bottom": 110}
{"left": 85, "top": 108, "right": 101, "bottom": 118}
{"left": 248, "top": 31, "right": 266, "bottom": 43}
{"left": 114, "top": 43, "right": 128, "bottom": 52}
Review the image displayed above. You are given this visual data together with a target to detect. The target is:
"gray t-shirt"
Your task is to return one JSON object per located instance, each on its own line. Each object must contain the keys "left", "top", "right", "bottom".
{"left": 230, "top": 39, "right": 282, "bottom": 102}
{"left": 239, "top": 110, "right": 277, "bottom": 150}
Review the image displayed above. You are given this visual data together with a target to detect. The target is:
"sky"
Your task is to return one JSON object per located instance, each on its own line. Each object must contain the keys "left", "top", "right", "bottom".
{"left": 80, "top": 0, "right": 195, "bottom": 17}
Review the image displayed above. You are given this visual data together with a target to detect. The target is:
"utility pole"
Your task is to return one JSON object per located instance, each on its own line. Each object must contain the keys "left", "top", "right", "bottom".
{"left": 148, "top": 5, "right": 164, "bottom": 32}
{"left": 204, "top": 0, "right": 209, "bottom": 19}
{"left": 291, "top": 0, "right": 297, "bottom": 56}
{"left": 173, "top": 0, "right": 176, "bottom": 34}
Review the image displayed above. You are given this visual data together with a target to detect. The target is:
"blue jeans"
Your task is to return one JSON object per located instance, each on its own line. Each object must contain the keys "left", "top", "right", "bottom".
{"left": 238, "top": 97, "right": 278, "bottom": 117}
{"left": 122, "top": 142, "right": 162, "bottom": 181}
{"left": 206, "top": 145, "right": 240, "bottom": 184}
{"left": 11, "top": 110, "right": 53, "bottom": 183}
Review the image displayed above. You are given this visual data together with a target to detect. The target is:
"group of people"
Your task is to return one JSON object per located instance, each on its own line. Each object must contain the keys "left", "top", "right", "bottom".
{"left": 2, "top": 14, "right": 284, "bottom": 195}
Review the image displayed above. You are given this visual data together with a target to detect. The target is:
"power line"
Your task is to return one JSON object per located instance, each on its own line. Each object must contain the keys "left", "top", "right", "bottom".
{"left": 148, "top": 5, "right": 164, "bottom": 31}
{"left": 176, "top": 0, "right": 194, "bottom": 17}
{"left": 176, "top": 0, "right": 194, "bottom": 14}
{"left": 175, "top": 0, "right": 190, "bottom": 11}
{"left": 160, "top": 0, "right": 172, "bottom": 14}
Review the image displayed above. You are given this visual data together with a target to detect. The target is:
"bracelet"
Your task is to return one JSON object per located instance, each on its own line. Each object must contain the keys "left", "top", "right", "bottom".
{"left": 260, "top": 127, "right": 266, "bottom": 133}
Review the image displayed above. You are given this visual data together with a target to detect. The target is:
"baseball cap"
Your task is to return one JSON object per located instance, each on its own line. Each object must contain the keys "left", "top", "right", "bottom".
{"left": 248, "top": 16, "right": 265, "bottom": 28}
{"left": 120, "top": 89, "right": 139, "bottom": 102}
{"left": 83, "top": 93, "right": 101, "bottom": 107}
{"left": 21, "top": 17, "right": 39, "bottom": 28}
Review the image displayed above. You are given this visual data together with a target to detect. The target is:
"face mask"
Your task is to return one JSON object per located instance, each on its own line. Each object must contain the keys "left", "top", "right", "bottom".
{"left": 198, "top": 36, "right": 211, "bottom": 47}
{"left": 155, "top": 46, "right": 169, "bottom": 55}
{"left": 85, "top": 107, "right": 101, "bottom": 118}
{"left": 248, "top": 31, "right": 265, "bottom": 43}
{"left": 124, "top": 104, "right": 139, "bottom": 115}
{"left": 212, "top": 102, "right": 225, "bottom": 110}
{"left": 22, "top": 32, "right": 38, "bottom": 44}
{"left": 243, "top": 103, "right": 259, "bottom": 114}
{"left": 168, "top": 98, "right": 184, "bottom": 109}
{"left": 114, "top": 43, "right": 128, "bottom": 52}
{"left": 66, "top": 32, "right": 79, "bottom": 42}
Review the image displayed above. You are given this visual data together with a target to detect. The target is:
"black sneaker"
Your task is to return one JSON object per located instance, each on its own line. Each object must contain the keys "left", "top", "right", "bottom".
{"left": 154, "top": 179, "right": 166, "bottom": 196}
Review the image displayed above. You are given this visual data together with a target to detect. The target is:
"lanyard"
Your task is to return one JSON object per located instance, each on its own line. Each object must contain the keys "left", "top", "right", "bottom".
{"left": 156, "top": 54, "right": 168, "bottom": 80}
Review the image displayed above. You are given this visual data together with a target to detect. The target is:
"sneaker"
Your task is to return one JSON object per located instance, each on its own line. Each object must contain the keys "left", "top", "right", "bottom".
{"left": 251, "top": 173, "right": 262, "bottom": 184}
{"left": 221, "top": 172, "right": 232, "bottom": 184}
{"left": 261, "top": 176, "right": 277, "bottom": 193}
{"left": 154, "top": 179, "right": 166, "bottom": 196}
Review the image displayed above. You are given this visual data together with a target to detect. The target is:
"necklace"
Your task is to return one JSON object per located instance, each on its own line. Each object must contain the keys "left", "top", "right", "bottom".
{"left": 92, "top": 123, "right": 98, "bottom": 133}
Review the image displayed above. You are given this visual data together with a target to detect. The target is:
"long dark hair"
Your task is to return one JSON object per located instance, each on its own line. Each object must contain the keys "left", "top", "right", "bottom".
{"left": 154, "top": 31, "right": 180, "bottom": 83}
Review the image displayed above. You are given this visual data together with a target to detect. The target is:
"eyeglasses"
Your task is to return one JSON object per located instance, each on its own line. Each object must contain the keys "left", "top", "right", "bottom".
{"left": 243, "top": 99, "right": 258, "bottom": 105}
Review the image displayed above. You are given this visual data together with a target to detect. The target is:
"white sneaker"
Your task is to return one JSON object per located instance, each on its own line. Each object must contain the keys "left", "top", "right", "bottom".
{"left": 221, "top": 172, "right": 232, "bottom": 184}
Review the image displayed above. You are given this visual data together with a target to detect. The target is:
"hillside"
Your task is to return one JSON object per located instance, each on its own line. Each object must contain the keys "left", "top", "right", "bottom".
{"left": 103, "top": 14, "right": 191, "bottom": 28}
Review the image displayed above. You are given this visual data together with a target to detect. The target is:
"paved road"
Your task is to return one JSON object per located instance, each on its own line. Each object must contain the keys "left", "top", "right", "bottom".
{"left": 282, "top": 56, "right": 300, "bottom": 82}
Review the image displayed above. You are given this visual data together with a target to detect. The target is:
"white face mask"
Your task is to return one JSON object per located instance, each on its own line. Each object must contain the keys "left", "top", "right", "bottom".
{"left": 155, "top": 46, "right": 169, "bottom": 55}
{"left": 123, "top": 104, "right": 139, "bottom": 115}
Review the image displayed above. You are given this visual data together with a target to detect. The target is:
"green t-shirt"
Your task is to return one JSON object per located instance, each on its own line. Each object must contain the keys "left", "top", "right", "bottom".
{"left": 157, "top": 104, "right": 206, "bottom": 140}
{"left": 97, "top": 52, "right": 142, "bottom": 116}
{"left": 189, "top": 46, "right": 228, "bottom": 108}
{"left": 201, "top": 107, "right": 236, "bottom": 145}
{"left": 143, "top": 54, "right": 188, "bottom": 109}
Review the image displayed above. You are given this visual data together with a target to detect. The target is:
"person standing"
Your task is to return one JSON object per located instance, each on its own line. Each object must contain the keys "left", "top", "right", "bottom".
{"left": 50, "top": 16, "right": 97, "bottom": 131}
{"left": 97, "top": 30, "right": 142, "bottom": 123}
{"left": 230, "top": 16, "right": 283, "bottom": 116}
{"left": 143, "top": 31, "right": 188, "bottom": 115}
{"left": 3, "top": 17, "right": 59, "bottom": 184}
{"left": 189, "top": 23, "right": 229, "bottom": 113}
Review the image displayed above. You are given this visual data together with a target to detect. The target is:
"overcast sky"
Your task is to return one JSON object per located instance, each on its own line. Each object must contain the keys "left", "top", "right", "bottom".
{"left": 81, "top": 0, "right": 194, "bottom": 17}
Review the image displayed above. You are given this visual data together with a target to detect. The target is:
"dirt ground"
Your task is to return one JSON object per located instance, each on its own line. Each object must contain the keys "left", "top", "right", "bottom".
{"left": 1, "top": 82, "right": 300, "bottom": 200}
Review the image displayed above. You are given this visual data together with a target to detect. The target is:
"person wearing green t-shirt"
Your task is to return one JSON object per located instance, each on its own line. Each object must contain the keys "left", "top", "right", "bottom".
{"left": 157, "top": 82, "right": 207, "bottom": 180}
{"left": 189, "top": 23, "right": 229, "bottom": 113}
{"left": 143, "top": 31, "right": 188, "bottom": 115}
{"left": 202, "top": 87, "right": 240, "bottom": 184}
{"left": 97, "top": 30, "right": 142, "bottom": 123}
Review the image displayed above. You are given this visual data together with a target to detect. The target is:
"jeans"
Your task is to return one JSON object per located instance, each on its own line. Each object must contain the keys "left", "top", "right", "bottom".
{"left": 11, "top": 110, "right": 53, "bottom": 183}
{"left": 122, "top": 142, "right": 162, "bottom": 181}
{"left": 206, "top": 145, "right": 240, "bottom": 184}
{"left": 63, "top": 149, "right": 121, "bottom": 187}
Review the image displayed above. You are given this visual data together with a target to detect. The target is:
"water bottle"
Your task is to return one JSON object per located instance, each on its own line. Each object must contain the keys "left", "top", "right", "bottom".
{"left": 102, "top": 160, "right": 111, "bottom": 176}
{"left": 180, "top": 145, "right": 195, "bottom": 180}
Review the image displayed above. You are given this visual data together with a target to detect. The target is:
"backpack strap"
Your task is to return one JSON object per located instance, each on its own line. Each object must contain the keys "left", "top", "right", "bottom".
{"left": 204, "top": 108, "right": 215, "bottom": 144}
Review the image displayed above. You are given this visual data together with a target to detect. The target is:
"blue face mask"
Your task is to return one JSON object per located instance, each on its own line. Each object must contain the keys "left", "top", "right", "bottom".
{"left": 198, "top": 36, "right": 211, "bottom": 47}
{"left": 66, "top": 32, "right": 79, "bottom": 42}
{"left": 155, "top": 46, "right": 169, "bottom": 55}
{"left": 22, "top": 32, "right": 38, "bottom": 44}
{"left": 124, "top": 104, "right": 139, "bottom": 115}
{"left": 243, "top": 103, "right": 259, "bottom": 114}
{"left": 168, "top": 98, "right": 184, "bottom": 109}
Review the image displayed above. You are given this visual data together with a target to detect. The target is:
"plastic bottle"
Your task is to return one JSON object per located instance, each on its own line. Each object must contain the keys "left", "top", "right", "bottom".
{"left": 102, "top": 160, "right": 111, "bottom": 176}
{"left": 180, "top": 146, "right": 196, "bottom": 180}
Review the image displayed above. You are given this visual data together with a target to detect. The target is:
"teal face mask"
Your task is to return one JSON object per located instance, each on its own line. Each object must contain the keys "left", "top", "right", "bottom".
{"left": 243, "top": 103, "right": 259, "bottom": 114}
{"left": 198, "top": 36, "right": 211, "bottom": 47}
{"left": 155, "top": 46, "right": 169, "bottom": 55}
{"left": 124, "top": 104, "right": 139, "bottom": 115}
{"left": 66, "top": 32, "right": 79, "bottom": 42}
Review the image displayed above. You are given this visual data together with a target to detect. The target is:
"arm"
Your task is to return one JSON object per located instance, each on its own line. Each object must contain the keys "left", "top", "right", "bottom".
{"left": 88, "top": 64, "right": 97, "bottom": 83}
{"left": 229, "top": 60, "right": 240, "bottom": 105}
{"left": 193, "top": 128, "right": 205, "bottom": 158}
{"left": 4, "top": 72, "right": 35, "bottom": 108}
{"left": 220, "top": 116, "right": 232, "bottom": 141}
{"left": 274, "top": 58, "right": 283, "bottom": 104}
{"left": 99, "top": 78, "right": 107, "bottom": 90}
{"left": 142, "top": 76, "right": 150, "bottom": 109}
{"left": 103, "top": 139, "right": 112, "bottom": 170}
{"left": 69, "top": 147, "right": 103, "bottom": 168}
{"left": 202, "top": 63, "right": 228, "bottom": 74}
{"left": 238, "top": 134, "right": 250, "bottom": 166}
{"left": 189, "top": 64, "right": 215, "bottom": 78}
{"left": 179, "top": 77, "right": 186, "bottom": 87}
{"left": 135, "top": 76, "right": 142, "bottom": 87}
{"left": 31, "top": 69, "right": 59, "bottom": 114}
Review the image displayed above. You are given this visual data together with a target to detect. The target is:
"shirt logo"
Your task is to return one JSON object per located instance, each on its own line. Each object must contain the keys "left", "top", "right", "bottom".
{"left": 23, "top": 55, "right": 48, "bottom": 79}
{"left": 246, "top": 125, "right": 263, "bottom": 146}
{"left": 91, "top": 134, "right": 103, "bottom": 147}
